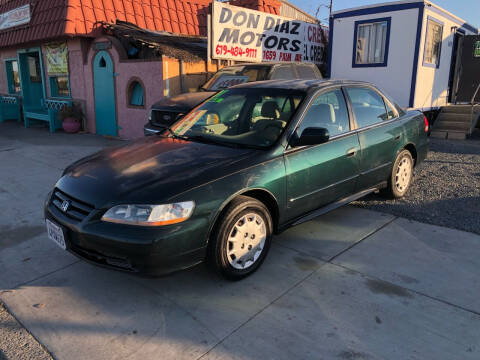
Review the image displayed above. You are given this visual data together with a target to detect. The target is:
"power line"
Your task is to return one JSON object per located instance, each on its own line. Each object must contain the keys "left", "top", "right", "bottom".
{"left": 315, "top": 0, "right": 333, "bottom": 22}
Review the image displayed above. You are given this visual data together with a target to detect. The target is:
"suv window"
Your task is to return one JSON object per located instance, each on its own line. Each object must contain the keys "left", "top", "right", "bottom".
{"left": 202, "top": 66, "right": 270, "bottom": 90}
{"left": 270, "top": 65, "right": 296, "bottom": 80}
{"left": 298, "top": 89, "right": 350, "bottom": 137}
{"left": 296, "top": 65, "right": 318, "bottom": 79}
{"left": 345, "top": 87, "right": 389, "bottom": 128}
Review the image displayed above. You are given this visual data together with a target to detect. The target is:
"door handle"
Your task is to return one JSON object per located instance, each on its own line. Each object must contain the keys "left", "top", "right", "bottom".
{"left": 346, "top": 147, "right": 358, "bottom": 157}
{"left": 394, "top": 134, "right": 401, "bottom": 140}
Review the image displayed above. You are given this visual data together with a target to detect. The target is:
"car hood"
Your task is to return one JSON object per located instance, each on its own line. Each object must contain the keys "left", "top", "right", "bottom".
{"left": 57, "top": 136, "right": 257, "bottom": 208}
{"left": 151, "top": 92, "right": 216, "bottom": 113}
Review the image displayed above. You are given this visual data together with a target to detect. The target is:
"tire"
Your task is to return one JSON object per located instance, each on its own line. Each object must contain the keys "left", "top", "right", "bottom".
{"left": 208, "top": 196, "right": 273, "bottom": 280}
{"left": 383, "top": 149, "right": 414, "bottom": 199}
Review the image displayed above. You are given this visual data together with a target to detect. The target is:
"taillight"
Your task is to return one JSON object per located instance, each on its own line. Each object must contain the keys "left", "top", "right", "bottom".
{"left": 424, "top": 116, "right": 429, "bottom": 133}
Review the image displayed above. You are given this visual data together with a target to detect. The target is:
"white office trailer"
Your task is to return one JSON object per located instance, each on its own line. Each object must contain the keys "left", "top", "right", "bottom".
{"left": 328, "top": 1, "right": 478, "bottom": 111}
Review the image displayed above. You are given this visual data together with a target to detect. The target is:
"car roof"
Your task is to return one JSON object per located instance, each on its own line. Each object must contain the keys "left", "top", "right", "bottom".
{"left": 231, "top": 79, "right": 375, "bottom": 91}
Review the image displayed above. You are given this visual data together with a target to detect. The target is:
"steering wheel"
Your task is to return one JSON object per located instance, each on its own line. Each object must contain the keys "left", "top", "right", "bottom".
{"left": 251, "top": 119, "right": 284, "bottom": 132}
{"left": 263, "top": 121, "right": 285, "bottom": 131}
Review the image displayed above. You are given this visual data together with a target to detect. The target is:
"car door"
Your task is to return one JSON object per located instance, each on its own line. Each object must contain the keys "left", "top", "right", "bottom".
{"left": 344, "top": 86, "right": 404, "bottom": 190}
{"left": 285, "top": 88, "right": 361, "bottom": 220}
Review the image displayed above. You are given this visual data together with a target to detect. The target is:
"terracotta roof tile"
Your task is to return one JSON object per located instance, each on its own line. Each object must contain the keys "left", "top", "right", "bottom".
{"left": 0, "top": 0, "right": 248, "bottom": 47}
{"left": 151, "top": 5, "right": 163, "bottom": 31}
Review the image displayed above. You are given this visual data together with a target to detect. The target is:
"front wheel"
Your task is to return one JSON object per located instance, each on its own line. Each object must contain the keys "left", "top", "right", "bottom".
{"left": 208, "top": 196, "right": 273, "bottom": 280}
{"left": 383, "top": 150, "right": 414, "bottom": 199}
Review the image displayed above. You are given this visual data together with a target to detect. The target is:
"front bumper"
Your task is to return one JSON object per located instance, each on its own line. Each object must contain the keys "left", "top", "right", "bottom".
{"left": 143, "top": 122, "right": 164, "bottom": 136}
{"left": 44, "top": 194, "right": 208, "bottom": 276}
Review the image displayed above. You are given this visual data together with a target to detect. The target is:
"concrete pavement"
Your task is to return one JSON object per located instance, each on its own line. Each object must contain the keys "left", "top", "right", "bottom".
{"left": 1, "top": 121, "right": 479, "bottom": 360}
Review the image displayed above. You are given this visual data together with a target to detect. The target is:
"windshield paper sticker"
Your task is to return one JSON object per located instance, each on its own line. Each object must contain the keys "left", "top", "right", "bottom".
{"left": 210, "top": 75, "right": 249, "bottom": 90}
{"left": 474, "top": 41, "right": 480, "bottom": 58}
{"left": 176, "top": 110, "right": 208, "bottom": 135}
{"left": 209, "top": 90, "right": 228, "bottom": 103}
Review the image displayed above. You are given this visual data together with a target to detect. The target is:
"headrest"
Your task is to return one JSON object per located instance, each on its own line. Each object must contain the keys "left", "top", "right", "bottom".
{"left": 261, "top": 101, "right": 280, "bottom": 119}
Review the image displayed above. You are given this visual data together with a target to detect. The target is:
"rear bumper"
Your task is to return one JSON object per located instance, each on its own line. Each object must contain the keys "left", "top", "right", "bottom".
{"left": 416, "top": 140, "right": 429, "bottom": 166}
{"left": 44, "top": 196, "right": 208, "bottom": 276}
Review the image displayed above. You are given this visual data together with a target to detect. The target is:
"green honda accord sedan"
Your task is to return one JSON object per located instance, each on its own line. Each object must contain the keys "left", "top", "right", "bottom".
{"left": 44, "top": 79, "right": 429, "bottom": 279}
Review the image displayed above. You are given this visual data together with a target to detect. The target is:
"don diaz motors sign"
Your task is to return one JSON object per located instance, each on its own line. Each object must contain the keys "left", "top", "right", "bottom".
{"left": 211, "top": 2, "right": 327, "bottom": 64}
{"left": 0, "top": 5, "right": 30, "bottom": 31}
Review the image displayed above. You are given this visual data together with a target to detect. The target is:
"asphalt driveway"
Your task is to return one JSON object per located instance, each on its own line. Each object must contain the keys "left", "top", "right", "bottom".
{"left": 1, "top": 122, "right": 479, "bottom": 360}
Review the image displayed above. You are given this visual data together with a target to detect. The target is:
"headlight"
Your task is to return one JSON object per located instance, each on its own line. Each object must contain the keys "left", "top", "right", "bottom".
{"left": 101, "top": 202, "right": 195, "bottom": 226}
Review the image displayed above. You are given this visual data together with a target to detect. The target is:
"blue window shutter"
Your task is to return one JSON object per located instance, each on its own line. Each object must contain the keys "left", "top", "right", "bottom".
{"left": 131, "top": 82, "right": 144, "bottom": 106}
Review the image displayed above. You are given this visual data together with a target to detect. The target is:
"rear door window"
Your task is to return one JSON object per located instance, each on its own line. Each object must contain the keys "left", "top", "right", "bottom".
{"left": 296, "top": 65, "right": 318, "bottom": 79}
{"left": 345, "top": 87, "right": 389, "bottom": 128}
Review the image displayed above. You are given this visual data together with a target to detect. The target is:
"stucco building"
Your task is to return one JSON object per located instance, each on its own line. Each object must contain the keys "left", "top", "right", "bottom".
{"left": 0, "top": 0, "right": 292, "bottom": 139}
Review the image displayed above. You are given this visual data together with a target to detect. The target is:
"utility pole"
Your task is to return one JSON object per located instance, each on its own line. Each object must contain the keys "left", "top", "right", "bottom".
{"left": 315, "top": 0, "right": 333, "bottom": 23}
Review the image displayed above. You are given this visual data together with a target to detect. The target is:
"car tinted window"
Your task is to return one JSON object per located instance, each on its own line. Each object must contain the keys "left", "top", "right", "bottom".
{"left": 345, "top": 87, "right": 389, "bottom": 128}
{"left": 252, "top": 96, "right": 293, "bottom": 119}
{"left": 190, "top": 95, "right": 247, "bottom": 127}
{"left": 296, "top": 65, "right": 318, "bottom": 79}
{"left": 270, "top": 65, "right": 296, "bottom": 80}
{"left": 298, "top": 89, "right": 350, "bottom": 137}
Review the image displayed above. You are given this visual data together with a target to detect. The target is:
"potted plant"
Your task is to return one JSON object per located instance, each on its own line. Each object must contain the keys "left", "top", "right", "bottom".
{"left": 59, "top": 102, "right": 83, "bottom": 133}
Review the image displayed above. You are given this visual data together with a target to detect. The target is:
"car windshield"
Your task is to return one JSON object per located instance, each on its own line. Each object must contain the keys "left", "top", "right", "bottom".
{"left": 201, "top": 66, "right": 270, "bottom": 91}
{"left": 171, "top": 88, "right": 305, "bottom": 149}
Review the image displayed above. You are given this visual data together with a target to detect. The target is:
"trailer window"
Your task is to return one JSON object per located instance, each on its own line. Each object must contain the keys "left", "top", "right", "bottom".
{"left": 424, "top": 18, "right": 443, "bottom": 68}
{"left": 353, "top": 18, "right": 391, "bottom": 67}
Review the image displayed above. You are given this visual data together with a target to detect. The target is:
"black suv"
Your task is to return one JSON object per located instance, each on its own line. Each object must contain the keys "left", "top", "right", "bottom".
{"left": 143, "top": 62, "right": 322, "bottom": 135}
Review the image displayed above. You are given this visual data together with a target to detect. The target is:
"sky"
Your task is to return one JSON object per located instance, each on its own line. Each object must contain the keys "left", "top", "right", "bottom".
{"left": 288, "top": 0, "right": 480, "bottom": 29}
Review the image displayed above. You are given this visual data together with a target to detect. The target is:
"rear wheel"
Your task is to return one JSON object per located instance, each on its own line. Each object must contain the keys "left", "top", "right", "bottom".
{"left": 383, "top": 150, "right": 414, "bottom": 199}
{"left": 209, "top": 196, "right": 272, "bottom": 280}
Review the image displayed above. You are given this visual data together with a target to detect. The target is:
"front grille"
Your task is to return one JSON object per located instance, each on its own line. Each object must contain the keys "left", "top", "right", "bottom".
{"left": 51, "top": 189, "right": 94, "bottom": 221}
{"left": 151, "top": 110, "right": 183, "bottom": 127}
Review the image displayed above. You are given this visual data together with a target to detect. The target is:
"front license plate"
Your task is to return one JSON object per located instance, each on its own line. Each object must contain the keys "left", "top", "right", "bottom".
{"left": 46, "top": 220, "right": 67, "bottom": 250}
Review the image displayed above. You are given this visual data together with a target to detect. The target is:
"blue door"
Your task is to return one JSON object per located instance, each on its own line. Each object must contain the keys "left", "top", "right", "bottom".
{"left": 93, "top": 51, "right": 117, "bottom": 136}
{"left": 18, "top": 51, "right": 46, "bottom": 113}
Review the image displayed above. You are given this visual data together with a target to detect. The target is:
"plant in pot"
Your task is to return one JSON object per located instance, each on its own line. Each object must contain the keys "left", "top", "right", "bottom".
{"left": 59, "top": 102, "right": 83, "bottom": 133}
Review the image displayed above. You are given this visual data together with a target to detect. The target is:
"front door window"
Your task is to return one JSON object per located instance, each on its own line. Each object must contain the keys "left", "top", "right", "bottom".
{"left": 297, "top": 89, "right": 350, "bottom": 138}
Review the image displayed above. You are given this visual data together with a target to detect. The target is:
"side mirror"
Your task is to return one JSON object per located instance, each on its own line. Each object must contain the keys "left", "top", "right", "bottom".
{"left": 293, "top": 127, "right": 329, "bottom": 147}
